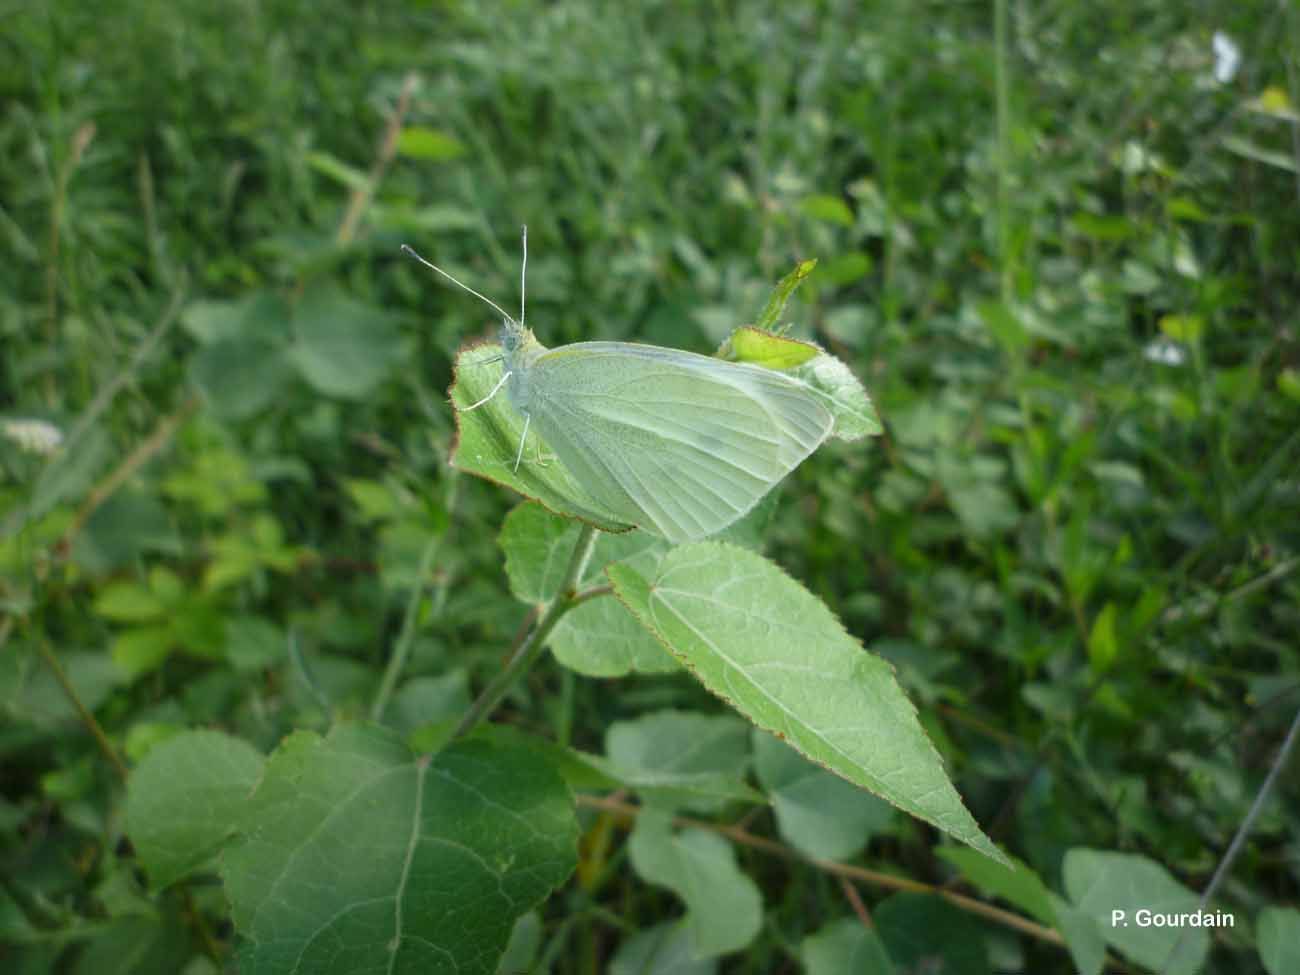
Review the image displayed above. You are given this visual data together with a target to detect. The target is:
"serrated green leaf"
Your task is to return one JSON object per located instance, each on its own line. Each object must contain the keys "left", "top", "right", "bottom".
{"left": 222, "top": 724, "right": 577, "bottom": 975}
{"left": 627, "top": 808, "right": 762, "bottom": 958}
{"left": 1064, "top": 848, "right": 1209, "bottom": 975}
{"left": 935, "top": 846, "right": 1055, "bottom": 925}
{"left": 792, "top": 354, "right": 882, "bottom": 440}
{"left": 125, "top": 730, "right": 264, "bottom": 890}
{"left": 466, "top": 723, "right": 619, "bottom": 793}
{"left": 801, "top": 917, "right": 896, "bottom": 975}
{"left": 753, "top": 729, "right": 893, "bottom": 861}
{"left": 603, "top": 711, "right": 762, "bottom": 810}
{"left": 1259, "top": 906, "right": 1300, "bottom": 975}
{"left": 551, "top": 595, "right": 678, "bottom": 676}
{"left": 123, "top": 721, "right": 184, "bottom": 763}
{"left": 607, "top": 543, "right": 1006, "bottom": 864}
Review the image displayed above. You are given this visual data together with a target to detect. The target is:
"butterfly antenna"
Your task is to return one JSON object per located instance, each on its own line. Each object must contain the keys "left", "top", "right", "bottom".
{"left": 400, "top": 244, "right": 518, "bottom": 327}
{"left": 519, "top": 225, "right": 527, "bottom": 329}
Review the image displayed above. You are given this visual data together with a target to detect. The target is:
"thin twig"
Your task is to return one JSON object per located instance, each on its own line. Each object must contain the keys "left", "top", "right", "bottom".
{"left": 32, "top": 632, "right": 128, "bottom": 782}
{"left": 838, "top": 875, "right": 874, "bottom": 929}
{"left": 1161, "top": 703, "right": 1300, "bottom": 974}
{"left": 62, "top": 279, "right": 188, "bottom": 452}
{"left": 181, "top": 885, "right": 222, "bottom": 961}
{"left": 1159, "top": 11, "right": 1300, "bottom": 971}
{"left": 993, "top": 0, "right": 1012, "bottom": 303}
{"left": 1285, "top": 0, "right": 1300, "bottom": 204}
{"left": 336, "top": 72, "right": 418, "bottom": 245}
{"left": 570, "top": 582, "right": 613, "bottom": 606}
{"left": 1161, "top": 556, "right": 1300, "bottom": 625}
{"left": 369, "top": 495, "right": 456, "bottom": 722}
{"left": 44, "top": 123, "right": 96, "bottom": 405}
{"left": 577, "top": 794, "right": 1114, "bottom": 961}
{"left": 54, "top": 395, "right": 199, "bottom": 561}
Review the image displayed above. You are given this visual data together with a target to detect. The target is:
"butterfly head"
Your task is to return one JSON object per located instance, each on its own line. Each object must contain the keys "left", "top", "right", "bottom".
{"left": 499, "top": 319, "right": 546, "bottom": 372}
{"left": 500, "top": 319, "right": 525, "bottom": 354}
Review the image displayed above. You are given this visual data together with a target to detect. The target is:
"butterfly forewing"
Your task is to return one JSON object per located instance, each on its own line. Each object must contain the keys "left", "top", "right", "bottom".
{"left": 521, "top": 343, "right": 833, "bottom": 542}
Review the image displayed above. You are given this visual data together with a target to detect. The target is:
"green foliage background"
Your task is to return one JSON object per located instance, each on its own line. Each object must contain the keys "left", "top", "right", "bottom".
{"left": 2, "top": 1, "right": 1299, "bottom": 973}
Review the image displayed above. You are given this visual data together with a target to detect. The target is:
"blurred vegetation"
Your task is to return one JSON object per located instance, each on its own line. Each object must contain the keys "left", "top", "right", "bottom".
{"left": 2, "top": 0, "right": 1299, "bottom": 972}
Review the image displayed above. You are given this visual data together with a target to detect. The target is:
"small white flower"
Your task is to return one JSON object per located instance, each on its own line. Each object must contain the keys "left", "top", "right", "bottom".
{"left": 1212, "top": 32, "right": 1240, "bottom": 85}
{"left": 1144, "top": 339, "right": 1187, "bottom": 366}
{"left": 2, "top": 419, "right": 64, "bottom": 455}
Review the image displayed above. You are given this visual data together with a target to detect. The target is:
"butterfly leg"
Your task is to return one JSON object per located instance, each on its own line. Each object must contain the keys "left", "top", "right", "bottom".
{"left": 462, "top": 370, "right": 511, "bottom": 412}
{"left": 513, "top": 411, "right": 531, "bottom": 472}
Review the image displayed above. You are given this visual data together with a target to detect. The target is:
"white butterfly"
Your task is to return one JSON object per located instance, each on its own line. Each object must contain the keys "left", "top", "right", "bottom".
{"left": 406, "top": 231, "right": 833, "bottom": 543}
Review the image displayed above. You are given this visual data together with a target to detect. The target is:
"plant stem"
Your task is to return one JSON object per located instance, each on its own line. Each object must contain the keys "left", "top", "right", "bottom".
{"left": 54, "top": 394, "right": 198, "bottom": 561}
{"left": 452, "top": 524, "right": 599, "bottom": 740}
{"left": 44, "top": 123, "right": 96, "bottom": 406}
{"left": 370, "top": 514, "right": 452, "bottom": 722}
{"left": 578, "top": 794, "right": 1115, "bottom": 962}
{"left": 63, "top": 279, "right": 188, "bottom": 453}
{"left": 336, "top": 71, "right": 416, "bottom": 245}
{"left": 993, "top": 0, "right": 1012, "bottom": 302}
{"left": 1161, "top": 701, "right": 1300, "bottom": 974}
{"left": 33, "top": 633, "right": 128, "bottom": 782}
